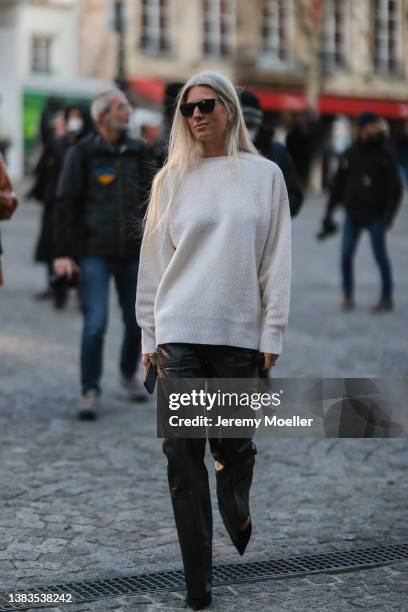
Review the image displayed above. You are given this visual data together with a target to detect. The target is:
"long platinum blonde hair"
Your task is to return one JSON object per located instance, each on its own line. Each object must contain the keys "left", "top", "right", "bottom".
{"left": 144, "top": 71, "right": 258, "bottom": 236}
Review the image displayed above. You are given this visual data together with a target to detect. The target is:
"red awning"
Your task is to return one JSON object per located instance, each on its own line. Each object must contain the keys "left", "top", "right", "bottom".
{"left": 251, "top": 87, "right": 307, "bottom": 112}
{"left": 319, "top": 95, "right": 408, "bottom": 118}
{"left": 251, "top": 86, "right": 408, "bottom": 118}
{"left": 131, "top": 78, "right": 408, "bottom": 119}
{"left": 131, "top": 78, "right": 165, "bottom": 103}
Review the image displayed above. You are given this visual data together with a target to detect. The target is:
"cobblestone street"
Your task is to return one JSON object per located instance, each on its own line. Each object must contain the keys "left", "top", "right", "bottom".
{"left": 0, "top": 192, "right": 407, "bottom": 611}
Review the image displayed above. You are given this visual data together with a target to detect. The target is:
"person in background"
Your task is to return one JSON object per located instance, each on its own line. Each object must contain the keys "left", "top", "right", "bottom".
{"left": 239, "top": 90, "right": 303, "bottom": 218}
{"left": 323, "top": 115, "right": 352, "bottom": 188}
{"left": 39, "top": 96, "right": 64, "bottom": 147}
{"left": 320, "top": 112, "right": 402, "bottom": 313}
{"left": 30, "top": 111, "right": 67, "bottom": 300}
{"left": 0, "top": 153, "right": 18, "bottom": 286}
{"left": 31, "top": 104, "right": 90, "bottom": 307}
{"left": 64, "top": 104, "right": 92, "bottom": 141}
{"left": 53, "top": 90, "right": 155, "bottom": 419}
{"left": 286, "top": 112, "right": 316, "bottom": 190}
{"left": 378, "top": 117, "right": 391, "bottom": 141}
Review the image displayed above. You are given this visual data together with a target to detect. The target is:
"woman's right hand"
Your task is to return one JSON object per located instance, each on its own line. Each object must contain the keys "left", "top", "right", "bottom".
{"left": 142, "top": 352, "right": 158, "bottom": 375}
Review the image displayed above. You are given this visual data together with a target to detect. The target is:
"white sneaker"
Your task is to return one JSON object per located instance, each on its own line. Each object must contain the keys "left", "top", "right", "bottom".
{"left": 120, "top": 374, "right": 147, "bottom": 402}
{"left": 78, "top": 389, "right": 100, "bottom": 420}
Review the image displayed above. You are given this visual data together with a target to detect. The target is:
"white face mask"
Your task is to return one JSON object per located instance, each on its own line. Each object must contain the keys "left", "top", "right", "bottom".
{"left": 67, "top": 117, "right": 83, "bottom": 133}
{"left": 247, "top": 127, "right": 258, "bottom": 143}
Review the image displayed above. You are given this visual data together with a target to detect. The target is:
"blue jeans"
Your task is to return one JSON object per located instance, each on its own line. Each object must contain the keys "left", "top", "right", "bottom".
{"left": 80, "top": 256, "right": 141, "bottom": 394}
{"left": 341, "top": 215, "right": 393, "bottom": 300}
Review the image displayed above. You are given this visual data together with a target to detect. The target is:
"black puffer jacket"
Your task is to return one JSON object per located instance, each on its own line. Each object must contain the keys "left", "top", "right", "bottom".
{"left": 326, "top": 139, "right": 402, "bottom": 224}
{"left": 54, "top": 132, "right": 156, "bottom": 259}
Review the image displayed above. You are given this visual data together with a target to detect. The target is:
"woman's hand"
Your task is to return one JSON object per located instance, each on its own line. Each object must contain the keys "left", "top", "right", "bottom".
{"left": 53, "top": 257, "right": 79, "bottom": 279}
{"left": 263, "top": 353, "right": 279, "bottom": 369}
{"left": 142, "top": 352, "right": 158, "bottom": 375}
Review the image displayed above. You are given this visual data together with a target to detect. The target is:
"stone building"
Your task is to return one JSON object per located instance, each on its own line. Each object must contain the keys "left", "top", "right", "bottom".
{"left": 3, "top": 0, "right": 408, "bottom": 177}
{"left": 0, "top": 0, "right": 79, "bottom": 176}
{"left": 0, "top": 0, "right": 110, "bottom": 177}
{"left": 78, "top": 0, "right": 408, "bottom": 119}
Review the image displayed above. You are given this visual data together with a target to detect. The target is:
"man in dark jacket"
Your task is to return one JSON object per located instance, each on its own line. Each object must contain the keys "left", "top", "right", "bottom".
{"left": 320, "top": 112, "right": 402, "bottom": 312}
{"left": 239, "top": 90, "right": 304, "bottom": 218}
{"left": 54, "top": 89, "right": 155, "bottom": 418}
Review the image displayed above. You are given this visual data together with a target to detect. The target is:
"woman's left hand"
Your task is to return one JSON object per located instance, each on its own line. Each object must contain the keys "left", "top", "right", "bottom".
{"left": 142, "top": 352, "right": 158, "bottom": 375}
{"left": 263, "top": 353, "right": 279, "bottom": 369}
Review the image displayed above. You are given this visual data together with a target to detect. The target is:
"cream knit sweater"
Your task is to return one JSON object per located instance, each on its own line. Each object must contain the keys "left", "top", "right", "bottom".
{"left": 136, "top": 152, "right": 291, "bottom": 355}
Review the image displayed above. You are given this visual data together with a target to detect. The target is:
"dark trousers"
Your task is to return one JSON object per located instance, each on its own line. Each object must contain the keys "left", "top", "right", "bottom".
{"left": 80, "top": 256, "right": 141, "bottom": 394}
{"left": 157, "top": 342, "right": 259, "bottom": 600}
{"left": 341, "top": 214, "right": 393, "bottom": 300}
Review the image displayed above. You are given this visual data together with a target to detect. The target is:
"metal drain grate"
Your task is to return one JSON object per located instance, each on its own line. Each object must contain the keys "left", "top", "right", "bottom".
{"left": 1, "top": 544, "right": 407, "bottom": 610}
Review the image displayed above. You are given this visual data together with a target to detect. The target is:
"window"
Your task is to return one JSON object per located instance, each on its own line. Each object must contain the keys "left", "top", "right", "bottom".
{"left": 321, "top": 0, "right": 346, "bottom": 70}
{"left": 261, "top": 0, "right": 292, "bottom": 64}
{"left": 31, "top": 36, "right": 53, "bottom": 74}
{"left": 374, "top": 0, "right": 401, "bottom": 74}
{"left": 140, "top": 0, "right": 171, "bottom": 54}
{"left": 203, "top": 0, "right": 235, "bottom": 57}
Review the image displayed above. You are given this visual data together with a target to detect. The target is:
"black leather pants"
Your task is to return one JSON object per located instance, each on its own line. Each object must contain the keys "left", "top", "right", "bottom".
{"left": 157, "top": 342, "right": 259, "bottom": 601}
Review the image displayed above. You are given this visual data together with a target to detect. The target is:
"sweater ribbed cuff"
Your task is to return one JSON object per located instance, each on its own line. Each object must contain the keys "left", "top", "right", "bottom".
{"left": 259, "top": 329, "right": 283, "bottom": 355}
{"left": 141, "top": 328, "right": 157, "bottom": 354}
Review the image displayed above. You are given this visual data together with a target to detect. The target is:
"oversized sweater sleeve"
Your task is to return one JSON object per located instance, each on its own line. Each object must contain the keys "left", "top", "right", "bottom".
{"left": 258, "top": 167, "right": 292, "bottom": 355}
{"left": 136, "top": 188, "right": 176, "bottom": 354}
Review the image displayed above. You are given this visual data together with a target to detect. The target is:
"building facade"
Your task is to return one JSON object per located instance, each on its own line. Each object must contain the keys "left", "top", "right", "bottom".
{"left": 2, "top": 0, "right": 408, "bottom": 177}
{"left": 78, "top": 0, "right": 408, "bottom": 118}
{"left": 0, "top": 0, "right": 80, "bottom": 176}
{"left": 0, "top": 0, "right": 110, "bottom": 178}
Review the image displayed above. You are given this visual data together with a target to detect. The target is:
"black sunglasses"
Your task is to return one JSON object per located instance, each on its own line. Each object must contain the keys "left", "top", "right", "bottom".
{"left": 180, "top": 98, "right": 222, "bottom": 118}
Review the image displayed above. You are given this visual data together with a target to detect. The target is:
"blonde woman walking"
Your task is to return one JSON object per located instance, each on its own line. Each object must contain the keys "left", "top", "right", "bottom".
{"left": 136, "top": 71, "right": 291, "bottom": 610}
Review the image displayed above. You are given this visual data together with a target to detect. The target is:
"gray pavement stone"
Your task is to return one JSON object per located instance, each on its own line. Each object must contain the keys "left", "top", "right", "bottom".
{"left": 0, "top": 193, "right": 407, "bottom": 610}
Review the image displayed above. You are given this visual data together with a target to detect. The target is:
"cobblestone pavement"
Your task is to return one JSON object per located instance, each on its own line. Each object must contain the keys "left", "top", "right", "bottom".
{"left": 0, "top": 192, "right": 407, "bottom": 611}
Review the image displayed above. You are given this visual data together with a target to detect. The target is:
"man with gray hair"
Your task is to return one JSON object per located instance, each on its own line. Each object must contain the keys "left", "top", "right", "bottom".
{"left": 54, "top": 89, "right": 155, "bottom": 419}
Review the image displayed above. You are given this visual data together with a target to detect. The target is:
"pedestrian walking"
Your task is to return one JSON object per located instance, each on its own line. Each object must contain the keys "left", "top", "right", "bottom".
{"left": 323, "top": 115, "right": 352, "bottom": 188}
{"left": 239, "top": 89, "right": 304, "bottom": 218}
{"left": 30, "top": 111, "right": 67, "bottom": 300}
{"left": 0, "top": 153, "right": 18, "bottom": 286}
{"left": 320, "top": 112, "right": 403, "bottom": 312}
{"left": 136, "top": 71, "right": 291, "bottom": 610}
{"left": 53, "top": 90, "right": 154, "bottom": 419}
{"left": 31, "top": 104, "right": 90, "bottom": 308}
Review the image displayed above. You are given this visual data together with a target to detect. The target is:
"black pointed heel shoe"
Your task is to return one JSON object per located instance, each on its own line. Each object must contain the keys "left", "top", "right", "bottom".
{"left": 236, "top": 518, "right": 252, "bottom": 556}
